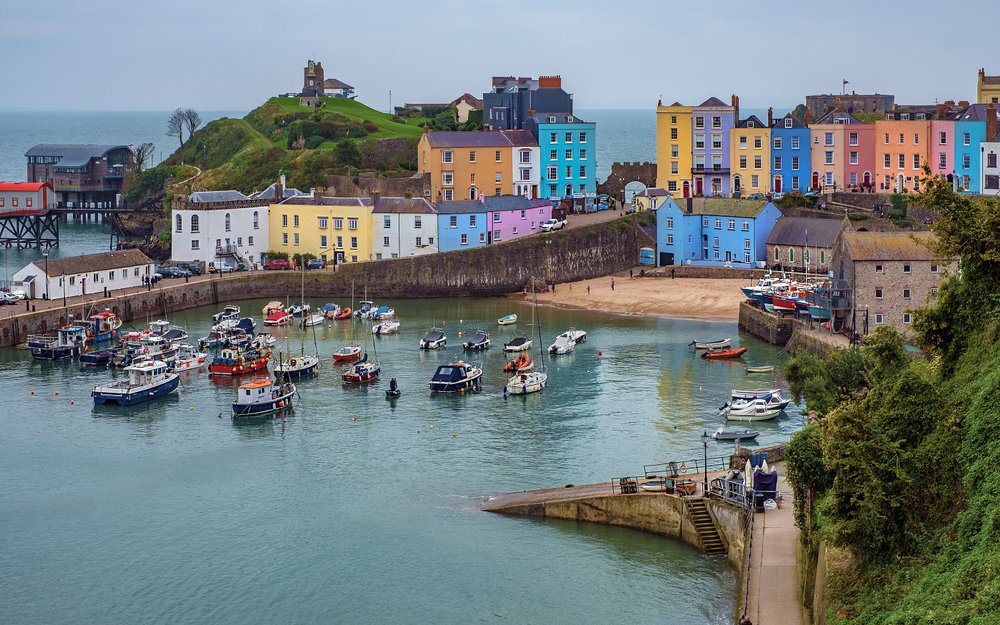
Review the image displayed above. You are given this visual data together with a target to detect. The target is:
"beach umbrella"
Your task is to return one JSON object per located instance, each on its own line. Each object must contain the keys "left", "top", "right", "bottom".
{"left": 762, "top": 459, "right": 770, "bottom": 473}
{"left": 744, "top": 459, "right": 753, "bottom": 490}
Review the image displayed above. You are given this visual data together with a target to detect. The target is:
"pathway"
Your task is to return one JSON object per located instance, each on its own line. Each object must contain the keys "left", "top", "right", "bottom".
{"left": 742, "top": 467, "right": 805, "bottom": 625}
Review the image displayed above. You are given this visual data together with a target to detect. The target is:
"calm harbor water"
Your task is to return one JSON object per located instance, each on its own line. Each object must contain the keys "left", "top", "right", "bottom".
{"left": 0, "top": 297, "right": 800, "bottom": 625}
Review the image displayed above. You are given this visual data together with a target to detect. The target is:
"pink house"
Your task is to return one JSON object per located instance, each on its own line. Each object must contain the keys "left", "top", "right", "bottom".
{"left": 842, "top": 124, "right": 876, "bottom": 190}
{"left": 482, "top": 195, "right": 552, "bottom": 244}
{"left": 930, "top": 118, "right": 955, "bottom": 179}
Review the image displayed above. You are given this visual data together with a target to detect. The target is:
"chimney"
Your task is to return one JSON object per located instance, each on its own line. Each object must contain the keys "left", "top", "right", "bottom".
{"left": 527, "top": 107, "right": 536, "bottom": 118}
{"left": 935, "top": 103, "right": 948, "bottom": 119}
{"left": 987, "top": 103, "right": 999, "bottom": 142}
{"left": 370, "top": 186, "right": 381, "bottom": 205}
{"left": 767, "top": 107, "right": 773, "bottom": 127}
{"left": 686, "top": 197, "right": 693, "bottom": 214}
{"left": 273, "top": 178, "right": 283, "bottom": 201}
{"left": 731, "top": 94, "right": 740, "bottom": 121}
{"left": 423, "top": 122, "right": 430, "bottom": 133}
{"left": 959, "top": 100, "right": 970, "bottom": 108}
{"left": 834, "top": 95, "right": 843, "bottom": 111}
{"left": 981, "top": 68, "right": 987, "bottom": 80}
{"left": 805, "top": 108, "right": 812, "bottom": 125}
{"left": 538, "top": 75, "right": 561, "bottom": 89}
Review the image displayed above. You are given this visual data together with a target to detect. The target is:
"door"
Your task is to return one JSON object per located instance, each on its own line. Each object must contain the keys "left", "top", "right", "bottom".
{"left": 695, "top": 178, "right": 704, "bottom": 196}
{"left": 659, "top": 252, "right": 674, "bottom": 266}
{"left": 682, "top": 181, "right": 690, "bottom": 198}
{"left": 774, "top": 175, "right": 782, "bottom": 193}
{"left": 811, "top": 172, "right": 819, "bottom": 190}
{"left": 733, "top": 175, "right": 742, "bottom": 195}
{"left": 725, "top": 251, "right": 732, "bottom": 262}
{"left": 863, "top": 171, "right": 871, "bottom": 185}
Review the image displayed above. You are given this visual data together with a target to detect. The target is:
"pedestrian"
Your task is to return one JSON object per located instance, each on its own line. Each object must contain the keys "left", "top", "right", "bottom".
{"left": 671, "top": 267, "right": 675, "bottom": 279}
{"left": 611, "top": 278, "right": 615, "bottom": 291}
{"left": 629, "top": 269, "right": 633, "bottom": 278}
{"left": 587, "top": 285, "right": 591, "bottom": 295}
{"left": 738, "top": 614, "right": 753, "bottom": 625}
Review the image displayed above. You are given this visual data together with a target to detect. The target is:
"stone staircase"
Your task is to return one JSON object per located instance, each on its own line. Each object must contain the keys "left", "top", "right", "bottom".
{"left": 686, "top": 497, "right": 727, "bottom": 555}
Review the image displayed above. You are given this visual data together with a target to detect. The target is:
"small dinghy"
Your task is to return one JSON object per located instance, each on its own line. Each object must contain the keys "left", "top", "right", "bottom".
{"left": 712, "top": 426, "right": 760, "bottom": 441}
{"left": 503, "top": 353, "right": 533, "bottom": 373}
{"left": 745, "top": 365, "right": 775, "bottom": 374}
{"left": 503, "top": 336, "right": 531, "bottom": 352}
{"left": 497, "top": 314, "right": 517, "bottom": 326}
{"left": 690, "top": 337, "right": 732, "bottom": 350}
{"left": 334, "top": 307, "right": 352, "bottom": 320}
{"left": 703, "top": 346, "right": 747, "bottom": 359}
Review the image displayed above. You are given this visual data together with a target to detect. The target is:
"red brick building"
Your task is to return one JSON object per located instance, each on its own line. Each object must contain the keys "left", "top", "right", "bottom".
{"left": 25, "top": 144, "right": 135, "bottom": 209}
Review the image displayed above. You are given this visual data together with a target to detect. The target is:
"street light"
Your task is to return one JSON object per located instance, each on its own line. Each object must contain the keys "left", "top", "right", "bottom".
{"left": 43, "top": 252, "right": 48, "bottom": 300}
{"left": 62, "top": 272, "right": 66, "bottom": 307}
{"left": 701, "top": 430, "right": 710, "bottom": 496}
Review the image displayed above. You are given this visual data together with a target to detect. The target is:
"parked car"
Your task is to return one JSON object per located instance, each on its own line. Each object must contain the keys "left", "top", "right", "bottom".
{"left": 264, "top": 259, "right": 291, "bottom": 270}
{"left": 746, "top": 193, "right": 768, "bottom": 200}
{"left": 0, "top": 291, "right": 18, "bottom": 305}
{"left": 157, "top": 266, "right": 191, "bottom": 279}
{"left": 210, "top": 261, "right": 235, "bottom": 274}
{"left": 8, "top": 288, "right": 25, "bottom": 300}
{"left": 541, "top": 218, "right": 567, "bottom": 232}
{"left": 305, "top": 258, "right": 326, "bottom": 270}
{"left": 174, "top": 262, "right": 203, "bottom": 276}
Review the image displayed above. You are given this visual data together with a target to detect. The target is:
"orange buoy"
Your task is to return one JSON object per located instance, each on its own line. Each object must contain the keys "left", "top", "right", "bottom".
{"left": 54, "top": 391, "right": 59, "bottom": 396}
{"left": 598, "top": 350, "right": 603, "bottom": 357}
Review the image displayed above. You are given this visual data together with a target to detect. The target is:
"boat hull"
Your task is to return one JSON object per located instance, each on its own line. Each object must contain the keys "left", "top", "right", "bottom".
{"left": 808, "top": 305, "right": 831, "bottom": 321}
{"left": 703, "top": 347, "right": 747, "bottom": 359}
{"left": 342, "top": 366, "right": 380, "bottom": 384}
{"left": 80, "top": 350, "right": 114, "bottom": 366}
{"left": 430, "top": 374, "right": 482, "bottom": 394}
{"left": 92, "top": 374, "right": 179, "bottom": 406}
{"left": 274, "top": 358, "right": 318, "bottom": 378}
{"left": 332, "top": 351, "right": 362, "bottom": 363}
{"left": 208, "top": 357, "right": 270, "bottom": 377}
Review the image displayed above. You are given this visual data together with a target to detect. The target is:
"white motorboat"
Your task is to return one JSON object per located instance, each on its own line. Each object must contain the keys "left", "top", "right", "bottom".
{"left": 212, "top": 305, "right": 241, "bottom": 324}
{"left": 263, "top": 301, "right": 284, "bottom": 316}
{"left": 690, "top": 337, "right": 732, "bottom": 350}
{"left": 463, "top": 330, "right": 490, "bottom": 350}
{"left": 419, "top": 328, "right": 447, "bottom": 349}
{"left": 505, "top": 280, "right": 548, "bottom": 395}
{"left": 732, "top": 388, "right": 791, "bottom": 410}
{"left": 505, "top": 370, "right": 547, "bottom": 395}
{"left": 232, "top": 377, "right": 295, "bottom": 423}
{"left": 372, "top": 320, "right": 400, "bottom": 335}
{"left": 274, "top": 353, "right": 319, "bottom": 378}
{"left": 92, "top": 360, "right": 179, "bottom": 406}
{"left": 301, "top": 313, "right": 325, "bottom": 328}
{"left": 548, "top": 333, "right": 575, "bottom": 355}
{"left": 173, "top": 344, "right": 208, "bottom": 373}
{"left": 720, "top": 398, "right": 783, "bottom": 421}
{"left": 503, "top": 336, "right": 531, "bottom": 352}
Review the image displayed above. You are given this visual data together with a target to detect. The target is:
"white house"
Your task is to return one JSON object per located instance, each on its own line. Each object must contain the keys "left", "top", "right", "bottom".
{"left": 983, "top": 133, "right": 1000, "bottom": 196}
{"left": 171, "top": 191, "right": 270, "bottom": 267}
{"left": 371, "top": 197, "right": 439, "bottom": 260}
{"left": 513, "top": 144, "right": 541, "bottom": 199}
{"left": 13, "top": 249, "right": 154, "bottom": 300}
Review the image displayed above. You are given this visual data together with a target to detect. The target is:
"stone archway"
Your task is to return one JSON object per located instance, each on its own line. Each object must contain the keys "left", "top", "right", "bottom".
{"left": 624, "top": 181, "right": 647, "bottom": 204}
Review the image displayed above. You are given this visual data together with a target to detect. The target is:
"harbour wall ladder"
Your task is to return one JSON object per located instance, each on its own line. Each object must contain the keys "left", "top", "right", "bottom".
{"left": 686, "top": 497, "right": 727, "bottom": 555}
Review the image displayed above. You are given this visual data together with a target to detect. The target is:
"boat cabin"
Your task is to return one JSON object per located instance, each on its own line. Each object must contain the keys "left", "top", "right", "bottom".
{"left": 126, "top": 360, "right": 168, "bottom": 386}
{"left": 235, "top": 378, "right": 276, "bottom": 406}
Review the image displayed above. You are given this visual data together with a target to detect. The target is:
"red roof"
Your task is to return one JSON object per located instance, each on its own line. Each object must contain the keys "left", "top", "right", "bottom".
{"left": 0, "top": 182, "right": 50, "bottom": 192}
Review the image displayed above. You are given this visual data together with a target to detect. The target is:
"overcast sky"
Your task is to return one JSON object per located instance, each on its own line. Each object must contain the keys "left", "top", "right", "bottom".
{"left": 2, "top": 0, "right": 994, "bottom": 113}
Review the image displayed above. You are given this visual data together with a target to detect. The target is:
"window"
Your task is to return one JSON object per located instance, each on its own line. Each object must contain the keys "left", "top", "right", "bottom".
{"left": 224, "top": 213, "right": 231, "bottom": 232}
{"left": 930, "top": 264, "right": 939, "bottom": 273}
{"left": 318, "top": 216, "right": 329, "bottom": 229}
{"left": 351, "top": 255, "right": 358, "bottom": 263}
{"left": 695, "top": 116, "right": 705, "bottom": 129}
{"left": 511, "top": 227, "right": 518, "bottom": 235}
{"left": 237, "top": 237, "right": 242, "bottom": 247}
{"left": 849, "top": 151, "right": 858, "bottom": 165}
{"left": 564, "top": 149, "right": 573, "bottom": 160}
{"left": 668, "top": 181, "right": 677, "bottom": 192}
{"left": 670, "top": 128, "right": 678, "bottom": 140}
{"left": 383, "top": 216, "right": 391, "bottom": 229}
{"left": 792, "top": 176, "right": 799, "bottom": 190}
{"left": 282, "top": 233, "right": 288, "bottom": 246}
{"left": 850, "top": 172, "right": 857, "bottom": 186}
{"left": 713, "top": 218, "right": 722, "bottom": 229}
{"left": 753, "top": 136, "right": 762, "bottom": 149}
{"left": 493, "top": 230, "right": 502, "bottom": 241}
{"left": 875, "top": 287, "right": 883, "bottom": 299}
{"left": 903, "top": 288, "right": 911, "bottom": 299}
{"left": 252, "top": 211, "right": 259, "bottom": 230}
{"left": 988, "top": 152, "right": 998, "bottom": 168}
{"left": 824, "top": 132, "right": 834, "bottom": 146}
{"left": 442, "top": 171, "right": 454, "bottom": 186}
{"left": 666, "top": 217, "right": 674, "bottom": 229}
{"left": 469, "top": 150, "right": 476, "bottom": 163}
{"left": 108, "top": 271, "right": 114, "bottom": 282}
{"left": 754, "top": 156, "right": 762, "bottom": 169}
{"left": 564, "top": 166, "right": 572, "bottom": 179}
{"left": 849, "top": 132, "right": 858, "bottom": 146}
{"left": 791, "top": 136, "right": 799, "bottom": 150}
{"left": 884, "top": 133, "right": 890, "bottom": 144}
{"left": 744, "top": 239, "right": 751, "bottom": 250}
{"left": 741, "top": 221, "right": 749, "bottom": 232}
{"left": 350, "top": 236, "right": 358, "bottom": 249}
{"left": 875, "top": 313, "right": 884, "bottom": 325}
{"left": 578, "top": 166, "right": 586, "bottom": 178}
{"left": 546, "top": 165, "right": 557, "bottom": 180}
{"left": 175, "top": 214, "right": 182, "bottom": 233}
{"left": 913, "top": 154, "right": 921, "bottom": 169}
{"left": 774, "top": 247, "right": 780, "bottom": 261}
{"left": 449, "top": 215, "right": 457, "bottom": 228}
{"left": 479, "top": 233, "right": 486, "bottom": 243}
{"left": 898, "top": 154, "right": 906, "bottom": 169}
{"left": 825, "top": 172, "right": 833, "bottom": 185}
{"left": 336, "top": 236, "right": 342, "bottom": 247}
{"left": 703, "top": 217, "right": 709, "bottom": 227}
{"left": 293, "top": 233, "right": 300, "bottom": 245}
{"left": 348, "top": 218, "right": 358, "bottom": 230}
{"left": 939, "top": 152, "right": 948, "bottom": 169}
{"left": 415, "top": 236, "right": 422, "bottom": 247}
{"left": 492, "top": 212, "right": 500, "bottom": 223}
{"left": 191, "top": 215, "right": 200, "bottom": 232}
{"left": 713, "top": 236, "right": 720, "bottom": 248}
{"left": 667, "top": 234, "right": 674, "bottom": 245}
{"left": 671, "top": 162, "right": 679, "bottom": 174}
{"left": 773, "top": 137, "right": 782, "bottom": 150}
{"left": 789, "top": 247, "right": 795, "bottom": 262}
{"left": 333, "top": 218, "right": 343, "bottom": 229}
{"left": 293, "top": 215, "right": 299, "bottom": 228}
{"left": 442, "top": 150, "right": 453, "bottom": 163}
{"left": 495, "top": 172, "right": 502, "bottom": 183}
{"left": 695, "top": 134, "right": 705, "bottom": 150}
{"left": 903, "top": 264, "right": 911, "bottom": 273}
{"left": 383, "top": 236, "right": 390, "bottom": 247}
{"left": 549, "top": 132, "right": 557, "bottom": 143}
{"left": 739, "top": 156, "right": 747, "bottom": 169}
{"left": 579, "top": 132, "right": 587, "bottom": 143}
{"left": 791, "top": 156, "right": 799, "bottom": 171}
{"left": 903, "top": 313, "right": 912, "bottom": 324}
{"left": 901, "top": 113, "right": 910, "bottom": 121}
{"left": 751, "top": 174, "right": 759, "bottom": 188}
{"left": 875, "top": 264, "right": 884, "bottom": 273}
{"left": 899, "top": 133, "right": 904, "bottom": 145}
{"left": 825, "top": 151, "right": 834, "bottom": 165}
{"left": 962, "top": 154, "right": 971, "bottom": 169}
{"left": 670, "top": 145, "right": 679, "bottom": 158}
{"left": 914, "top": 133, "right": 919, "bottom": 145}
{"left": 712, "top": 116, "right": 721, "bottom": 129}
{"left": 963, "top": 132, "right": 971, "bottom": 147}
{"left": 564, "top": 133, "right": 572, "bottom": 143}
{"left": 519, "top": 209, "right": 526, "bottom": 220}
{"left": 774, "top": 157, "right": 783, "bottom": 171}
{"left": 884, "top": 154, "right": 891, "bottom": 168}
{"left": 727, "top": 219, "right": 735, "bottom": 231}
{"left": 11, "top": 198, "right": 16, "bottom": 207}
{"left": 712, "top": 134, "right": 722, "bottom": 150}
{"left": 739, "top": 136, "right": 747, "bottom": 149}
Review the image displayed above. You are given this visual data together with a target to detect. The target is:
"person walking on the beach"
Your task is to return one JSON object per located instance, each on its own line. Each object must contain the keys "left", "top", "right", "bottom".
{"left": 587, "top": 285, "right": 590, "bottom": 295}
{"left": 671, "top": 267, "right": 675, "bottom": 279}
{"left": 629, "top": 269, "right": 633, "bottom": 278}
{"left": 611, "top": 278, "right": 615, "bottom": 291}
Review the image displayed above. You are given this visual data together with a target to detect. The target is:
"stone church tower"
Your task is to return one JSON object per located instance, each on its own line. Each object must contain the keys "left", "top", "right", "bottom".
{"left": 300, "top": 60, "right": 325, "bottom": 107}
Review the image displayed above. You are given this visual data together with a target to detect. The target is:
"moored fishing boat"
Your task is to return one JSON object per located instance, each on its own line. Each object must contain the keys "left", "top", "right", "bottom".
{"left": 463, "top": 330, "right": 490, "bottom": 350}
{"left": 87, "top": 311, "right": 122, "bottom": 343}
{"left": 419, "top": 328, "right": 447, "bottom": 349}
{"left": 429, "top": 361, "right": 482, "bottom": 394}
{"left": 689, "top": 337, "right": 732, "bottom": 350}
{"left": 80, "top": 348, "right": 115, "bottom": 367}
{"left": 720, "top": 397, "right": 782, "bottom": 421}
{"left": 503, "top": 336, "right": 531, "bottom": 352}
{"left": 497, "top": 314, "right": 517, "bottom": 326}
{"left": 332, "top": 344, "right": 362, "bottom": 363}
{"left": 27, "top": 325, "right": 87, "bottom": 360}
{"left": 212, "top": 305, "right": 241, "bottom": 324}
{"left": 702, "top": 346, "right": 747, "bottom": 360}
{"left": 92, "top": 360, "right": 179, "bottom": 406}
{"left": 771, "top": 295, "right": 799, "bottom": 313}
{"left": 273, "top": 353, "right": 319, "bottom": 378}
{"left": 808, "top": 304, "right": 831, "bottom": 321}
{"left": 232, "top": 377, "right": 296, "bottom": 424}
{"left": 342, "top": 354, "right": 380, "bottom": 384}
{"left": 208, "top": 344, "right": 271, "bottom": 376}
{"left": 173, "top": 344, "right": 208, "bottom": 373}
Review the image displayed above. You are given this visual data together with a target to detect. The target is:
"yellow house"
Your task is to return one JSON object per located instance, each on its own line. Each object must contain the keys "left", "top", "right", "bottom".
{"left": 268, "top": 196, "right": 374, "bottom": 265}
{"left": 655, "top": 101, "right": 693, "bottom": 196}
{"left": 978, "top": 68, "right": 1000, "bottom": 104}
{"left": 730, "top": 115, "right": 770, "bottom": 196}
{"left": 417, "top": 129, "right": 536, "bottom": 202}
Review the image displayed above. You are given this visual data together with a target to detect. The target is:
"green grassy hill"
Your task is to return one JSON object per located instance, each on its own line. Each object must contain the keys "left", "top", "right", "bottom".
{"left": 160, "top": 96, "right": 427, "bottom": 194}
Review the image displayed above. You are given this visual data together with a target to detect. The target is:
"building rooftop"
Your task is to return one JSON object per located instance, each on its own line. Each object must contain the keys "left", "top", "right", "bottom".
{"left": 481, "top": 195, "right": 549, "bottom": 211}
{"left": 323, "top": 78, "right": 354, "bottom": 90}
{"left": 0, "top": 182, "right": 50, "bottom": 192}
{"left": 813, "top": 110, "right": 863, "bottom": 125}
{"left": 422, "top": 130, "right": 537, "bottom": 148}
{"left": 436, "top": 200, "right": 486, "bottom": 215}
{"left": 841, "top": 231, "right": 943, "bottom": 261}
{"left": 772, "top": 113, "right": 807, "bottom": 129}
{"left": 636, "top": 187, "right": 671, "bottom": 197}
{"left": 189, "top": 190, "right": 250, "bottom": 203}
{"left": 24, "top": 144, "right": 132, "bottom": 168}
{"left": 451, "top": 93, "right": 483, "bottom": 108}
{"left": 737, "top": 115, "right": 767, "bottom": 129}
{"left": 766, "top": 217, "right": 845, "bottom": 248}
{"left": 34, "top": 249, "right": 152, "bottom": 277}
{"left": 529, "top": 112, "right": 592, "bottom": 125}
{"left": 685, "top": 197, "right": 775, "bottom": 218}
{"left": 698, "top": 96, "right": 728, "bottom": 107}
{"left": 279, "top": 196, "right": 372, "bottom": 207}
{"left": 951, "top": 103, "right": 1000, "bottom": 122}
{"left": 372, "top": 197, "right": 437, "bottom": 214}
{"left": 255, "top": 183, "right": 303, "bottom": 200}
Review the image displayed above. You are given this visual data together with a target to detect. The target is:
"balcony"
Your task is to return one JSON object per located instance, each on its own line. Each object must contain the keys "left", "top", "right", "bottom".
{"left": 691, "top": 166, "right": 730, "bottom": 175}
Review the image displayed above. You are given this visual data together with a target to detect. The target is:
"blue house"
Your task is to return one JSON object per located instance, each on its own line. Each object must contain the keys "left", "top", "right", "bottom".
{"left": 655, "top": 197, "right": 783, "bottom": 267}
{"left": 769, "top": 112, "right": 810, "bottom": 194}
{"left": 952, "top": 104, "right": 999, "bottom": 193}
{"left": 436, "top": 200, "right": 490, "bottom": 252}
{"left": 525, "top": 113, "right": 597, "bottom": 211}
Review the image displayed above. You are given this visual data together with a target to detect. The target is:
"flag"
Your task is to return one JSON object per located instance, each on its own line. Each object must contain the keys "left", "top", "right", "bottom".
{"left": 843, "top": 79, "right": 849, "bottom": 86}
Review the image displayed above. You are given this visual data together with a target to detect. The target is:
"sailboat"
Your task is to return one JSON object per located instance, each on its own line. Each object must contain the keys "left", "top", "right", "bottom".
{"left": 505, "top": 281, "right": 547, "bottom": 396}
{"left": 274, "top": 263, "right": 319, "bottom": 378}
{"left": 342, "top": 300, "right": 381, "bottom": 385}
{"left": 332, "top": 281, "right": 362, "bottom": 363}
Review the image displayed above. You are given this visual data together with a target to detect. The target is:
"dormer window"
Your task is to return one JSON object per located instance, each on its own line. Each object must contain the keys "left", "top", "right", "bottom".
{"left": 747, "top": 121, "right": 755, "bottom": 128}
{"left": 565, "top": 116, "right": 573, "bottom": 123}
{"left": 901, "top": 113, "right": 910, "bottom": 120}
{"left": 785, "top": 118, "right": 793, "bottom": 128}
{"left": 547, "top": 115, "right": 556, "bottom": 123}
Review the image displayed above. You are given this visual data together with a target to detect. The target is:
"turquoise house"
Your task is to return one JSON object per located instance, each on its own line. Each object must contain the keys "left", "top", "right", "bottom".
{"left": 655, "top": 197, "right": 782, "bottom": 267}
{"left": 953, "top": 104, "right": 998, "bottom": 193}
{"left": 525, "top": 113, "right": 597, "bottom": 211}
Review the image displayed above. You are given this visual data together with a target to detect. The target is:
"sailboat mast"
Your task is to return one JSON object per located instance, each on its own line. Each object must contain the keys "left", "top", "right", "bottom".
{"left": 533, "top": 280, "right": 544, "bottom": 369}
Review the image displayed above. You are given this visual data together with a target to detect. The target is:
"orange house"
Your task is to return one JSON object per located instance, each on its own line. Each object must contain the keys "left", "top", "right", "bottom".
{"left": 875, "top": 115, "right": 932, "bottom": 192}
{"left": 418, "top": 130, "right": 537, "bottom": 203}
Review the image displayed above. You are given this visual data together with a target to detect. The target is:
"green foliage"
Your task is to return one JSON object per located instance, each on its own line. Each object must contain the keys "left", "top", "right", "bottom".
{"left": 265, "top": 250, "right": 289, "bottom": 261}
{"left": 291, "top": 252, "right": 316, "bottom": 264}
{"left": 459, "top": 109, "right": 484, "bottom": 131}
{"left": 334, "top": 140, "right": 361, "bottom": 167}
{"left": 785, "top": 425, "right": 832, "bottom": 535}
{"left": 784, "top": 352, "right": 836, "bottom": 414}
{"left": 431, "top": 108, "right": 458, "bottom": 131}
{"left": 790, "top": 103, "right": 807, "bottom": 125}
{"left": 166, "top": 118, "right": 264, "bottom": 169}
{"left": 124, "top": 165, "right": 186, "bottom": 203}
{"left": 776, "top": 190, "right": 817, "bottom": 210}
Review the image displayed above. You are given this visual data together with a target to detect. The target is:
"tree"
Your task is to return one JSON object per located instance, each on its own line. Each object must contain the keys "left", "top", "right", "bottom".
{"left": 334, "top": 139, "right": 361, "bottom": 167}
{"left": 133, "top": 142, "right": 155, "bottom": 172}
{"left": 167, "top": 108, "right": 186, "bottom": 148}
{"left": 183, "top": 108, "right": 202, "bottom": 140}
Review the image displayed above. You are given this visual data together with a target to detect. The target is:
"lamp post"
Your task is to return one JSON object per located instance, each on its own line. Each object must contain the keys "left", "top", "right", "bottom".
{"left": 62, "top": 273, "right": 66, "bottom": 307}
{"left": 701, "top": 430, "right": 710, "bottom": 496}
{"left": 43, "top": 252, "right": 48, "bottom": 300}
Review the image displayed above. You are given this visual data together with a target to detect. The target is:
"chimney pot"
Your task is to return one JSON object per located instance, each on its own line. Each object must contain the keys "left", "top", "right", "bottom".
{"left": 767, "top": 107, "right": 773, "bottom": 127}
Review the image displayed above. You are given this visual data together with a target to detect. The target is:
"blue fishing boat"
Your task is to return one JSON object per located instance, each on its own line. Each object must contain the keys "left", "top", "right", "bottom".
{"left": 87, "top": 311, "right": 122, "bottom": 343}
{"left": 80, "top": 348, "right": 115, "bottom": 367}
{"left": 808, "top": 304, "right": 831, "bottom": 321}
{"left": 92, "top": 360, "right": 179, "bottom": 406}
{"left": 232, "top": 377, "right": 295, "bottom": 423}
{"left": 27, "top": 325, "right": 88, "bottom": 360}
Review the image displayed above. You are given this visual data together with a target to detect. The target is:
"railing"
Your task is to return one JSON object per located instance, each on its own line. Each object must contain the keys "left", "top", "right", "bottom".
{"left": 610, "top": 454, "right": 732, "bottom": 496}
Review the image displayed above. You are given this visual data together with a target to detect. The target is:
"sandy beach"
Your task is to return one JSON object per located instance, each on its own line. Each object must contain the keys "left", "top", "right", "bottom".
{"left": 518, "top": 275, "right": 749, "bottom": 321}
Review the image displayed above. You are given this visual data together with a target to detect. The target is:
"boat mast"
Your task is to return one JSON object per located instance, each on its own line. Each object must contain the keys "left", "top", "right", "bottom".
{"left": 533, "top": 279, "right": 544, "bottom": 372}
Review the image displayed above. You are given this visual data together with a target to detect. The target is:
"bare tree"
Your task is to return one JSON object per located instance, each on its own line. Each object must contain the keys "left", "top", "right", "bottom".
{"left": 183, "top": 108, "right": 202, "bottom": 140}
{"left": 133, "top": 142, "right": 155, "bottom": 171}
{"left": 167, "top": 108, "right": 186, "bottom": 148}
